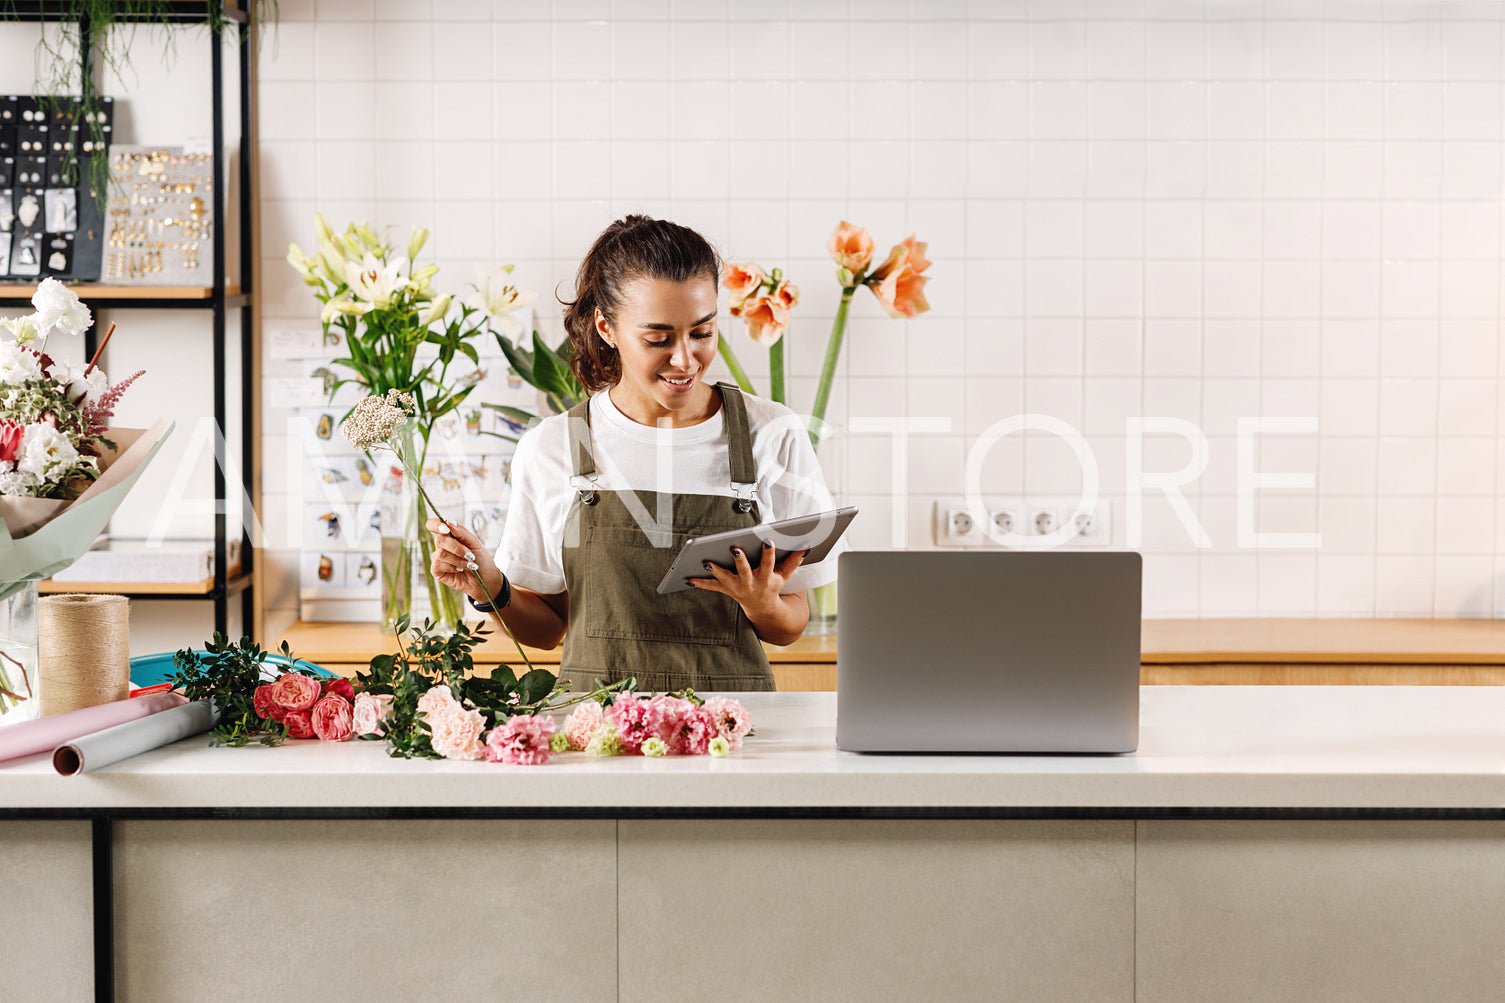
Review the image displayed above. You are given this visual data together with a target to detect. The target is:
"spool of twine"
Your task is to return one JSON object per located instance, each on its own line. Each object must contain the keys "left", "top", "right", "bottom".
{"left": 38, "top": 594, "right": 131, "bottom": 718}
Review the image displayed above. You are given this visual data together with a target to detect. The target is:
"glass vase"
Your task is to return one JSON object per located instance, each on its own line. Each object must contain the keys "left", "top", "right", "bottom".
{"left": 378, "top": 428, "right": 464, "bottom": 635}
{"left": 804, "top": 419, "right": 845, "bottom": 638}
{"left": 0, "top": 579, "right": 40, "bottom": 725}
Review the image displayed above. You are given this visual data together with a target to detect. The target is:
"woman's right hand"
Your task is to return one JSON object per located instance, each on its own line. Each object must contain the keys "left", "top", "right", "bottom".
{"left": 426, "top": 518, "right": 505, "bottom": 607}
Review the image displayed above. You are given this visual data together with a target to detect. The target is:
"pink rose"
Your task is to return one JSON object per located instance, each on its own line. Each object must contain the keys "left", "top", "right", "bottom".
{"left": 703, "top": 695, "right": 752, "bottom": 749}
{"left": 284, "top": 709, "right": 315, "bottom": 740}
{"left": 740, "top": 294, "right": 790, "bottom": 347}
{"left": 484, "top": 714, "right": 557, "bottom": 766}
{"left": 827, "top": 220, "right": 875, "bottom": 273}
{"left": 252, "top": 684, "right": 279, "bottom": 721}
{"left": 352, "top": 693, "right": 392, "bottom": 737}
{"left": 608, "top": 693, "right": 654, "bottom": 754}
{"left": 311, "top": 694, "right": 354, "bottom": 742}
{"left": 721, "top": 261, "right": 766, "bottom": 313}
{"left": 428, "top": 703, "right": 486, "bottom": 761}
{"left": 865, "top": 235, "right": 931, "bottom": 319}
{"left": 270, "top": 672, "right": 320, "bottom": 713}
{"left": 323, "top": 678, "right": 355, "bottom": 701}
{"left": 563, "top": 700, "right": 606, "bottom": 751}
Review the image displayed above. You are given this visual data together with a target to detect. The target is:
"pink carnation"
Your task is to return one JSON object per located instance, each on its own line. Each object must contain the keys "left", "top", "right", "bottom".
{"left": 416, "top": 684, "right": 458, "bottom": 721}
{"left": 284, "top": 709, "right": 315, "bottom": 740}
{"left": 352, "top": 693, "right": 392, "bottom": 737}
{"left": 563, "top": 700, "right": 606, "bottom": 751}
{"left": 485, "top": 714, "right": 557, "bottom": 766}
{"left": 608, "top": 692, "right": 654, "bottom": 754}
{"left": 311, "top": 694, "right": 354, "bottom": 742}
{"left": 270, "top": 672, "right": 320, "bottom": 713}
{"left": 668, "top": 704, "right": 716, "bottom": 756}
{"left": 703, "top": 696, "right": 752, "bottom": 750}
{"left": 428, "top": 702, "right": 486, "bottom": 761}
{"left": 646, "top": 695, "right": 693, "bottom": 744}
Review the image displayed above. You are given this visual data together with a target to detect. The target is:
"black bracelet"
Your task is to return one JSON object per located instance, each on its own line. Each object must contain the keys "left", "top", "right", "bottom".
{"left": 467, "top": 574, "right": 511, "bottom": 613}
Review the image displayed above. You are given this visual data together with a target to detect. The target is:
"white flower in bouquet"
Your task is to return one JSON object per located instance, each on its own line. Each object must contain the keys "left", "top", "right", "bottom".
{"left": 44, "top": 359, "right": 108, "bottom": 406}
{"left": 345, "top": 252, "right": 408, "bottom": 312}
{"left": 30, "top": 277, "right": 92, "bottom": 341}
{"left": 16, "top": 423, "right": 84, "bottom": 482}
{"left": 0, "top": 340, "right": 44, "bottom": 386}
{"left": 468, "top": 264, "right": 536, "bottom": 340}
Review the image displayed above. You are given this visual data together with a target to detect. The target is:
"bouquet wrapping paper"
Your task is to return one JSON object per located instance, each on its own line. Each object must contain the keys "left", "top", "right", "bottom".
{"left": 53, "top": 698, "right": 213, "bottom": 775}
{"left": 0, "top": 688, "right": 186, "bottom": 762}
{"left": 0, "top": 419, "right": 173, "bottom": 598}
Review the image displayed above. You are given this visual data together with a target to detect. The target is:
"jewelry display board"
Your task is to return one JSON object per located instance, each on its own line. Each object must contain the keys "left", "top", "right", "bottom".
{"left": 102, "top": 145, "right": 214, "bottom": 284}
{"left": 0, "top": 95, "right": 113, "bottom": 281}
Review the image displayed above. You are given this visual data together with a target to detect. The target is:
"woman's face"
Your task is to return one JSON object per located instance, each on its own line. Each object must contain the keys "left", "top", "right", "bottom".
{"left": 598, "top": 274, "right": 720, "bottom": 426}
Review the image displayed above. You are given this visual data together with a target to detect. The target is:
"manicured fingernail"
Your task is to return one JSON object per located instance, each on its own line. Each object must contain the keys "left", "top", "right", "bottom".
{"left": 762, "top": 540, "right": 772, "bottom": 549}
{"left": 702, "top": 561, "right": 713, "bottom": 571}
{"left": 466, "top": 561, "right": 478, "bottom": 571}
{"left": 464, "top": 550, "right": 475, "bottom": 561}
{"left": 436, "top": 523, "right": 450, "bottom": 534}
{"left": 732, "top": 547, "right": 743, "bottom": 557}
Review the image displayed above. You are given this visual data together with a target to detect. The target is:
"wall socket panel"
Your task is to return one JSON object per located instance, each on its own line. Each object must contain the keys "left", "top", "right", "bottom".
{"left": 932, "top": 497, "right": 1113, "bottom": 549}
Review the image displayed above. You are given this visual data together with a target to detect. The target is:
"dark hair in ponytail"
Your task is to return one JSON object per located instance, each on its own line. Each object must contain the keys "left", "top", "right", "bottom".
{"left": 561, "top": 215, "right": 722, "bottom": 392}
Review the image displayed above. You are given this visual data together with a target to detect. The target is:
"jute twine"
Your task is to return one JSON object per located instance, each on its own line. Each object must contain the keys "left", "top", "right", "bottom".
{"left": 38, "top": 594, "right": 131, "bottom": 717}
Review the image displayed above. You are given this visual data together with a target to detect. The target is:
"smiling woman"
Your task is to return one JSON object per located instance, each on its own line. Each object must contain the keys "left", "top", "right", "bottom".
{"left": 425, "top": 215, "right": 846, "bottom": 693}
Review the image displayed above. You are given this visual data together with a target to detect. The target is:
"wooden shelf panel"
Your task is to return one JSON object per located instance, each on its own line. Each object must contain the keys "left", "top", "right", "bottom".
{"left": 1141, "top": 617, "right": 1505, "bottom": 665}
{"left": 40, "top": 573, "right": 250, "bottom": 596}
{"left": 0, "top": 283, "right": 241, "bottom": 300}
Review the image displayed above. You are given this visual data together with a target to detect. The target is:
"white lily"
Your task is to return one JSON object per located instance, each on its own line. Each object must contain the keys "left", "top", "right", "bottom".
{"left": 345, "top": 253, "right": 408, "bottom": 310}
{"left": 467, "top": 265, "right": 536, "bottom": 340}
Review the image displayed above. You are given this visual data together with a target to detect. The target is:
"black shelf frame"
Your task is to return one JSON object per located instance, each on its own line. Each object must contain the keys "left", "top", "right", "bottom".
{"left": 5, "top": 1, "right": 258, "bottom": 636}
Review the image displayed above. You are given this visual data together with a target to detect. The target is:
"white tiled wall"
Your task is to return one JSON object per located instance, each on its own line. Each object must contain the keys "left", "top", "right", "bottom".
{"left": 270, "top": 1, "right": 1505, "bottom": 622}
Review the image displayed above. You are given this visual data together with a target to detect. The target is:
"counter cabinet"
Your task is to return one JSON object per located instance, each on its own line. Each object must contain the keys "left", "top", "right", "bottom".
{"left": 5, "top": 687, "right": 1505, "bottom": 1001}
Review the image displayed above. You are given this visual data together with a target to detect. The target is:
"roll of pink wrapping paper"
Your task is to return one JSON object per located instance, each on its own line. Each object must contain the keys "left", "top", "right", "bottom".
{"left": 0, "top": 690, "right": 187, "bottom": 763}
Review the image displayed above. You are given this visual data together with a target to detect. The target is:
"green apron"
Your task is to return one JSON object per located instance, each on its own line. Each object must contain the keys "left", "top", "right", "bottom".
{"left": 555, "top": 383, "right": 776, "bottom": 693}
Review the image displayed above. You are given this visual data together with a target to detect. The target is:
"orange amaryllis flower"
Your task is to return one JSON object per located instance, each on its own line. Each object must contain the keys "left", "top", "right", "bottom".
{"left": 722, "top": 262, "right": 766, "bottom": 316}
{"left": 827, "top": 221, "right": 875, "bottom": 274}
{"left": 740, "top": 294, "right": 790, "bottom": 346}
{"left": 773, "top": 279, "right": 800, "bottom": 309}
{"left": 865, "top": 235, "right": 932, "bottom": 319}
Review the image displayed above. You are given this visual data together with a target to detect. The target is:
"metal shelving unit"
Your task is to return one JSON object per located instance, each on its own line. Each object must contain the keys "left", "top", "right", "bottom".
{"left": 2, "top": 2, "right": 258, "bottom": 636}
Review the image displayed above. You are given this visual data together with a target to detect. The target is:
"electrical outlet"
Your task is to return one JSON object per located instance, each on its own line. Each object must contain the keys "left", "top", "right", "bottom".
{"left": 933, "top": 501, "right": 984, "bottom": 547}
{"left": 1030, "top": 508, "right": 1056, "bottom": 536}
{"left": 990, "top": 507, "right": 1020, "bottom": 536}
{"left": 1066, "top": 500, "right": 1111, "bottom": 547}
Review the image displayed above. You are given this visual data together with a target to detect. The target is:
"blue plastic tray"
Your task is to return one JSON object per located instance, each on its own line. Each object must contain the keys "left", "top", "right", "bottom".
{"left": 129, "top": 650, "right": 334, "bottom": 689}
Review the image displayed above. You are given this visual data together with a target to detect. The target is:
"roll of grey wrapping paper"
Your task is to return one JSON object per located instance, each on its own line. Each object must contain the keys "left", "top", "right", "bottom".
{"left": 52, "top": 700, "right": 215, "bottom": 775}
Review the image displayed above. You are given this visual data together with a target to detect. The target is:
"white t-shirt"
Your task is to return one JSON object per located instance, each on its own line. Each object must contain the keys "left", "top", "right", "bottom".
{"left": 497, "top": 389, "right": 844, "bottom": 595}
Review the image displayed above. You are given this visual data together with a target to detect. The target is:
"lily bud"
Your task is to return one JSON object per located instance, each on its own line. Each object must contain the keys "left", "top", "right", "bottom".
{"left": 407, "top": 226, "right": 430, "bottom": 262}
{"left": 314, "top": 212, "right": 335, "bottom": 246}
{"left": 356, "top": 223, "right": 381, "bottom": 249}
{"left": 421, "top": 294, "right": 452, "bottom": 326}
{"left": 411, "top": 263, "right": 440, "bottom": 289}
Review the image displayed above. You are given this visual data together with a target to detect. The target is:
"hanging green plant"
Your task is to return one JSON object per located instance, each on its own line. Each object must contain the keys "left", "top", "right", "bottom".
{"left": 1, "top": 1, "right": 280, "bottom": 210}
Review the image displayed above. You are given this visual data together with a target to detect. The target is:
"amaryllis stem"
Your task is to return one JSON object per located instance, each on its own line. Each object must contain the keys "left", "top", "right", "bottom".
{"left": 768, "top": 334, "right": 786, "bottom": 406}
{"left": 394, "top": 454, "right": 538, "bottom": 677}
{"left": 716, "top": 333, "right": 756, "bottom": 396}
{"left": 809, "top": 287, "right": 854, "bottom": 448}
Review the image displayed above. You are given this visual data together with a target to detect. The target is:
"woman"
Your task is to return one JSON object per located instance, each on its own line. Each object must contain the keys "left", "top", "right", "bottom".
{"left": 427, "top": 215, "right": 843, "bottom": 692}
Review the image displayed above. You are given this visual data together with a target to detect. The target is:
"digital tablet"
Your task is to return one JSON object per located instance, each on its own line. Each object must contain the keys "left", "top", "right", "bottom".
{"left": 656, "top": 506, "right": 860, "bottom": 595}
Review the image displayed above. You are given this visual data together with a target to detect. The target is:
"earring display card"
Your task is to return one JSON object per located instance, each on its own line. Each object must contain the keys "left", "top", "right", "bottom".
{"left": 0, "top": 94, "right": 112, "bottom": 281}
{"left": 0, "top": 232, "right": 10, "bottom": 275}
{"left": 104, "top": 145, "right": 214, "bottom": 285}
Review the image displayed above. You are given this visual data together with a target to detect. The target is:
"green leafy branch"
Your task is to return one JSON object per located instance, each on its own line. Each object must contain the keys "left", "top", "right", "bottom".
{"left": 169, "top": 631, "right": 317, "bottom": 748}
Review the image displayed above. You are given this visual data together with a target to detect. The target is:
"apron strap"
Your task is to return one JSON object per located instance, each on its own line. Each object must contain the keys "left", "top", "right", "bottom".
{"left": 566, "top": 397, "right": 599, "bottom": 504}
{"left": 566, "top": 397, "right": 595, "bottom": 478}
{"left": 715, "top": 382, "right": 757, "bottom": 487}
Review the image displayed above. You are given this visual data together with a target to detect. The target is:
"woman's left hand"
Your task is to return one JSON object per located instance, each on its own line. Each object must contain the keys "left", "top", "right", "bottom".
{"left": 688, "top": 541, "right": 806, "bottom": 619}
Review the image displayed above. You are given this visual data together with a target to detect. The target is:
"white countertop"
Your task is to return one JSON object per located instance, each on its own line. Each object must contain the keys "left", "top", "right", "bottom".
{"left": 2, "top": 687, "right": 1503, "bottom": 811}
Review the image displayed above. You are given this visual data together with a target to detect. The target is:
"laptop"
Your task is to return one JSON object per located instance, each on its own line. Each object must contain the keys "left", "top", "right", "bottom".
{"left": 835, "top": 551, "right": 1142, "bottom": 754}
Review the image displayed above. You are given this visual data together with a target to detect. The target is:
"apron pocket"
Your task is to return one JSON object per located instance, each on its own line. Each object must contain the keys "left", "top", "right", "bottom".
{"left": 581, "top": 525, "right": 741, "bottom": 646}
